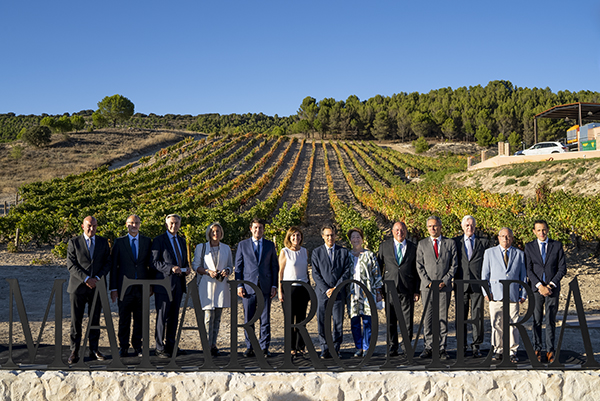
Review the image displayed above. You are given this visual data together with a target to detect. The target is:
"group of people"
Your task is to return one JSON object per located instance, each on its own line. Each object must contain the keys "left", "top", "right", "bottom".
{"left": 65, "top": 213, "right": 566, "bottom": 364}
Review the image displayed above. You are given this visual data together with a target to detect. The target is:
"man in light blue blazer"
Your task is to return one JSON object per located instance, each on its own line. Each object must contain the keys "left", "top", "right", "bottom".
{"left": 481, "top": 227, "right": 527, "bottom": 363}
{"left": 235, "top": 217, "right": 279, "bottom": 357}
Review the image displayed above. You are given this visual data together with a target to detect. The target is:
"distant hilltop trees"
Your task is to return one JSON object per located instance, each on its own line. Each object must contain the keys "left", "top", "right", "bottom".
{"left": 1, "top": 81, "right": 599, "bottom": 146}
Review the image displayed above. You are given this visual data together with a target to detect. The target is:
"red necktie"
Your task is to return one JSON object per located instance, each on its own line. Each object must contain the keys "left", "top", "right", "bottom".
{"left": 433, "top": 238, "right": 439, "bottom": 258}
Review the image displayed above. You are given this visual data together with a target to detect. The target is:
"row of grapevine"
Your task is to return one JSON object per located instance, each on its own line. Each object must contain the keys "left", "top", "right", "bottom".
{"left": 342, "top": 142, "right": 600, "bottom": 246}
{"left": 322, "top": 142, "right": 382, "bottom": 251}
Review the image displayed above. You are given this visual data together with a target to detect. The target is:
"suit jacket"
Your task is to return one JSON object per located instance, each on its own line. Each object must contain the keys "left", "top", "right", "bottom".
{"left": 416, "top": 236, "right": 458, "bottom": 292}
{"left": 481, "top": 245, "right": 527, "bottom": 302}
{"left": 110, "top": 234, "right": 152, "bottom": 295}
{"left": 151, "top": 232, "right": 189, "bottom": 295}
{"left": 311, "top": 244, "right": 353, "bottom": 298}
{"left": 525, "top": 238, "right": 567, "bottom": 292}
{"left": 454, "top": 235, "right": 490, "bottom": 293}
{"left": 377, "top": 238, "right": 419, "bottom": 295}
{"left": 67, "top": 234, "right": 111, "bottom": 294}
{"left": 234, "top": 237, "right": 278, "bottom": 295}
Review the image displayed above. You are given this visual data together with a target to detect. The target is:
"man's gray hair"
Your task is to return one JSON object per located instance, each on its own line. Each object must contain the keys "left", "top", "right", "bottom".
{"left": 165, "top": 214, "right": 182, "bottom": 224}
{"left": 426, "top": 215, "right": 442, "bottom": 226}
{"left": 498, "top": 227, "right": 514, "bottom": 236}
{"left": 461, "top": 215, "right": 476, "bottom": 226}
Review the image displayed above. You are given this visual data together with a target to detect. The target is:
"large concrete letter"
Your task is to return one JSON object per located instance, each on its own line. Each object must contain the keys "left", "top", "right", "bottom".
{"left": 554, "top": 277, "right": 599, "bottom": 368}
{"left": 279, "top": 280, "right": 323, "bottom": 370}
{"left": 4, "top": 278, "right": 66, "bottom": 369}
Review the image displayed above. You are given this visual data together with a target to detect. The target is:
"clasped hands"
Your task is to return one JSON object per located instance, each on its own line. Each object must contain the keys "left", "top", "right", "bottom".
{"left": 539, "top": 284, "right": 553, "bottom": 297}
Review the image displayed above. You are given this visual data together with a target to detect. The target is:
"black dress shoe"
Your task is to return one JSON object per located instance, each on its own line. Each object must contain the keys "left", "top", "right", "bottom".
{"left": 119, "top": 348, "right": 129, "bottom": 358}
{"left": 420, "top": 349, "right": 432, "bottom": 359}
{"left": 156, "top": 349, "right": 171, "bottom": 359}
{"left": 243, "top": 349, "right": 255, "bottom": 358}
{"left": 68, "top": 351, "right": 79, "bottom": 364}
{"left": 134, "top": 348, "right": 143, "bottom": 357}
{"left": 439, "top": 350, "right": 450, "bottom": 360}
{"left": 262, "top": 349, "right": 271, "bottom": 357}
{"left": 472, "top": 348, "right": 482, "bottom": 358}
{"left": 89, "top": 350, "right": 106, "bottom": 361}
{"left": 210, "top": 347, "right": 220, "bottom": 357}
{"left": 389, "top": 349, "right": 399, "bottom": 357}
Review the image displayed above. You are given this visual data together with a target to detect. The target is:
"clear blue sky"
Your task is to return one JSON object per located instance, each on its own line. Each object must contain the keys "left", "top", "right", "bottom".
{"left": 2, "top": 0, "right": 599, "bottom": 117}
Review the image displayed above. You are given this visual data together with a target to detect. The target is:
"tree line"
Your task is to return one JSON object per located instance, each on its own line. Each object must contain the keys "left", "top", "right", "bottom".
{"left": 2, "top": 81, "right": 599, "bottom": 147}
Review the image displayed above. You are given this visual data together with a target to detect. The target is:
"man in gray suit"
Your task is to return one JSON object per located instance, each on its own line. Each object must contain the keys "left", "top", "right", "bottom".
{"left": 416, "top": 216, "right": 458, "bottom": 360}
{"left": 454, "top": 215, "right": 490, "bottom": 357}
{"left": 481, "top": 227, "right": 527, "bottom": 363}
{"left": 66, "top": 216, "right": 111, "bottom": 364}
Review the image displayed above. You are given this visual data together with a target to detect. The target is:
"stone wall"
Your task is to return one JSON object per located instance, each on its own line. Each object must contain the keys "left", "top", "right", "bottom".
{"left": 1, "top": 370, "right": 600, "bottom": 401}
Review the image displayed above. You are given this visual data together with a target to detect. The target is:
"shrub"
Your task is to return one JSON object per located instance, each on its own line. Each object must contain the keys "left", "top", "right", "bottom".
{"left": 412, "top": 136, "right": 429, "bottom": 153}
{"left": 576, "top": 167, "right": 586, "bottom": 175}
{"left": 51, "top": 241, "right": 68, "bottom": 258}
{"left": 505, "top": 178, "right": 517, "bottom": 185}
{"left": 21, "top": 126, "right": 52, "bottom": 147}
{"left": 519, "top": 180, "right": 529, "bottom": 186}
{"left": 10, "top": 145, "right": 23, "bottom": 159}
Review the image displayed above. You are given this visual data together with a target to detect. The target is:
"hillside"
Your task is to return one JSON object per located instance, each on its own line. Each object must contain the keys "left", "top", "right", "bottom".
{"left": 0, "top": 129, "right": 198, "bottom": 199}
{"left": 0, "top": 131, "right": 599, "bottom": 258}
{"left": 453, "top": 157, "right": 600, "bottom": 198}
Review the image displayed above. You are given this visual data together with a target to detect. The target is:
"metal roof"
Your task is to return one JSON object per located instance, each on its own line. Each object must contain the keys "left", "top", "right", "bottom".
{"left": 534, "top": 102, "right": 600, "bottom": 122}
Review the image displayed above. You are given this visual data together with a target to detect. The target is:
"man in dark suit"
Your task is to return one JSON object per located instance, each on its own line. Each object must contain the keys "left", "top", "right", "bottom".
{"left": 453, "top": 215, "right": 490, "bottom": 357}
{"left": 311, "top": 223, "right": 353, "bottom": 359}
{"left": 377, "top": 221, "right": 419, "bottom": 356}
{"left": 110, "top": 214, "right": 152, "bottom": 358}
{"left": 416, "top": 216, "right": 458, "bottom": 360}
{"left": 235, "top": 217, "right": 279, "bottom": 357}
{"left": 525, "top": 219, "right": 567, "bottom": 363}
{"left": 151, "top": 213, "right": 191, "bottom": 358}
{"left": 66, "top": 216, "right": 111, "bottom": 364}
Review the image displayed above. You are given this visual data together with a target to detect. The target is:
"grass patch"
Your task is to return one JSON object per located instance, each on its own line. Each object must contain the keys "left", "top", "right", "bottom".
{"left": 505, "top": 178, "right": 517, "bottom": 185}
{"left": 494, "top": 165, "right": 538, "bottom": 178}
{"left": 576, "top": 167, "right": 587, "bottom": 175}
{"left": 519, "top": 180, "right": 529, "bottom": 186}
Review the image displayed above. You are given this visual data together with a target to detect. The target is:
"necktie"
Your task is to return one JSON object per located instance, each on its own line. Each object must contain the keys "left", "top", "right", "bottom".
{"left": 504, "top": 249, "right": 509, "bottom": 267}
{"left": 172, "top": 236, "right": 183, "bottom": 266}
{"left": 396, "top": 243, "right": 403, "bottom": 265}
{"left": 131, "top": 237, "right": 137, "bottom": 263}
{"left": 88, "top": 237, "right": 95, "bottom": 259}
{"left": 433, "top": 238, "right": 439, "bottom": 258}
{"left": 254, "top": 241, "right": 260, "bottom": 261}
{"left": 328, "top": 247, "right": 334, "bottom": 264}
{"left": 465, "top": 237, "right": 473, "bottom": 261}
{"left": 541, "top": 242, "right": 546, "bottom": 264}
{"left": 541, "top": 242, "right": 547, "bottom": 282}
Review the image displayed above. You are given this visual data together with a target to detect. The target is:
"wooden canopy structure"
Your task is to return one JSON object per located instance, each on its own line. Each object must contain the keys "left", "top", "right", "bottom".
{"left": 534, "top": 102, "right": 600, "bottom": 143}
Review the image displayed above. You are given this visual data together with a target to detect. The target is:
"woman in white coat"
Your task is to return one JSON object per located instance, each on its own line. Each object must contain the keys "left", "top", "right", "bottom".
{"left": 192, "top": 222, "right": 232, "bottom": 356}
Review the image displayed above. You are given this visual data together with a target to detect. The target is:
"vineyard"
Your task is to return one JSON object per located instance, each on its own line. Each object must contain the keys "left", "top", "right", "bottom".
{"left": 1, "top": 133, "right": 600, "bottom": 256}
